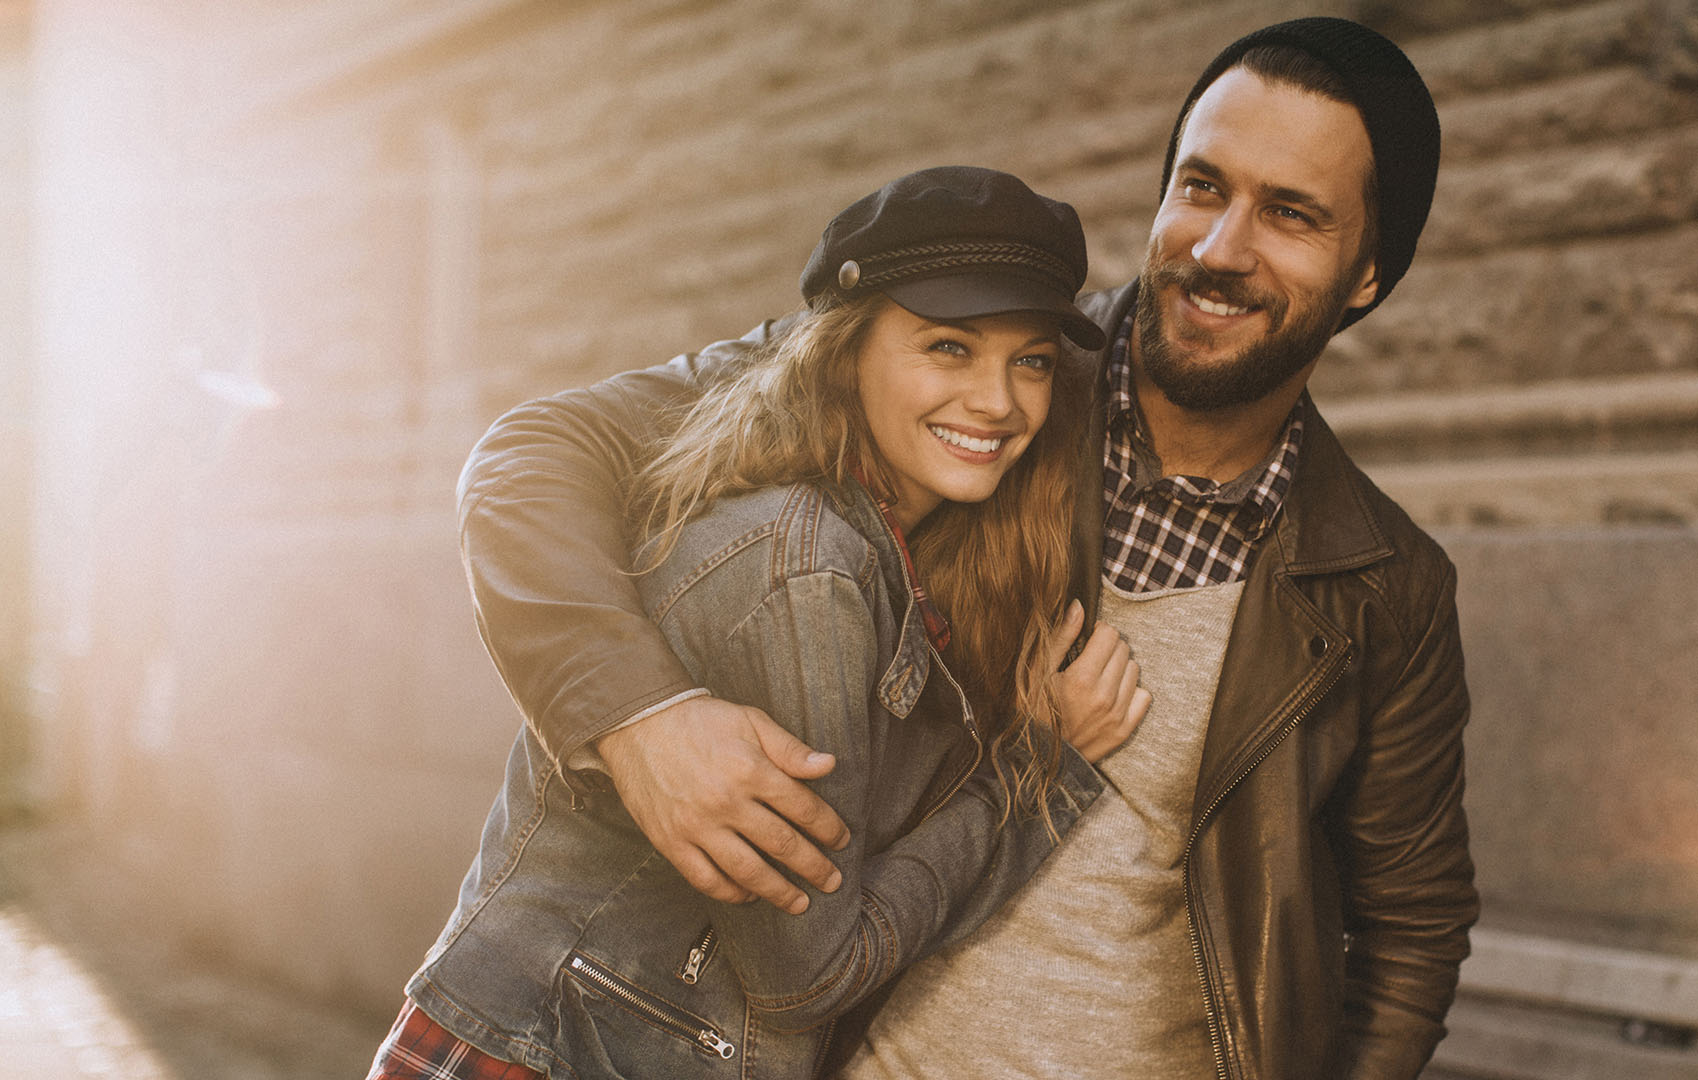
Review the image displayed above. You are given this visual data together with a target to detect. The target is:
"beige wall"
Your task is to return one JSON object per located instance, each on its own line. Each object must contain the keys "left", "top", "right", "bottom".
{"left": 0, "top": 2, "right": 31, "bottom": 817}
{"left": 19, "top": 0, "right": 1698, "bottom": 1025}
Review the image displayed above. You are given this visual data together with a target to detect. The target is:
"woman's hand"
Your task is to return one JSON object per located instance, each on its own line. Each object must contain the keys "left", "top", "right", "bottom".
{"left": 1049, "top": 599, "right": 1150, "bottom": 763}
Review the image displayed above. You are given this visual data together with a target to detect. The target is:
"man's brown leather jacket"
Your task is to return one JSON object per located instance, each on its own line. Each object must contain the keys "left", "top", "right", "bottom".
{"left": 456, "top": 279, "right": 1477, "bottom": 1080}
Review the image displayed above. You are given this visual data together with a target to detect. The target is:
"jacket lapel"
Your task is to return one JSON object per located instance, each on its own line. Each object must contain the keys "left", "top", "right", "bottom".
{"left": 1190, "top": 406, "right": 1392, "bottom": 815}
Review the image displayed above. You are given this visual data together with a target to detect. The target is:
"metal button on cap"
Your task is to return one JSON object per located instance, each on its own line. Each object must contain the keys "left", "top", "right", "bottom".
{"left": 838, "top": 260, "right": 861, "bottom": 289}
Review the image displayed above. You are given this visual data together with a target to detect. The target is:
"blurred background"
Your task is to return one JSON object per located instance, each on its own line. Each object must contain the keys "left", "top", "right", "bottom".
{"left": 0, "top": 1, "right": 1695, "bottom": 1077}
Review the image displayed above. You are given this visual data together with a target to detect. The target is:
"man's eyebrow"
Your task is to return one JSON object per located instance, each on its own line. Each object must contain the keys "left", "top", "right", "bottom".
{"left": 1176, "top": 154, "right": 1339, "bottom": 225}
{"left": 1176, "top": 154, "right": 1226, "bottom": 185}
{"left": 1259, "top": 182, "right": 1337, "bottom": 225}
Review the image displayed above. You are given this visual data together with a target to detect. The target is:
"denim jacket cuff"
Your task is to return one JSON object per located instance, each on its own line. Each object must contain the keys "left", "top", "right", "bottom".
{"left": 1051, "top": 740, "right": 1107, "bottom": 820}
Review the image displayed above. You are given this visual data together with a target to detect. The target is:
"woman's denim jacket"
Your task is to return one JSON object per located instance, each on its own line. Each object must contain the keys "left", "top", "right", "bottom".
{"left": 407, "top": 478, "right": 1105, "bottom": 1079}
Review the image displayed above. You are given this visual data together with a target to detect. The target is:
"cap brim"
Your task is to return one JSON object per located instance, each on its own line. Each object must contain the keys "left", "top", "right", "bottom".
{"left": 883, "top": 272, "right": 1107, "bottom": 352}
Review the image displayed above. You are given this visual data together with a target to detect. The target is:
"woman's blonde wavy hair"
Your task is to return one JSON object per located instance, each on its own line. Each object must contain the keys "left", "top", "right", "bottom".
{"left": 636, "top": 292, "right": 1091, "bottom": 828}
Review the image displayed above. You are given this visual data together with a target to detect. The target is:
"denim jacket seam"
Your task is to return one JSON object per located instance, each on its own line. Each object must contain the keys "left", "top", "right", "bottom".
{"left": 744, "top": 938, "right": 865, "bottom": 1014}
{"left": 578, "top": 848, "right": 669, "bottom": 930}
{"left": 740, "top": 892, "right": 891, "bottom": 1016}
{"left": 768, "top": 483, "right": 831, "bottom": 587}
{"left": 647, "top": 521, "right": 779, "bottom": 624}
{"left": 430, "top": 754, "right": 559, "bottom": 954}
{"left": 864, "top": 892, "right": 899, "bottom": 988}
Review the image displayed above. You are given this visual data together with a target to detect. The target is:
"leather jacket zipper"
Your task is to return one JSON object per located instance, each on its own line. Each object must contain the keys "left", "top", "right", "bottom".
{"left": 567, "top": 952, "right": 736, "bottom": 1059}
{"left": 1182, "top": 641, "right": 1352, "bottom": 1080}
{"left": 678, "top": 926, "right": 718, "bottom": 985}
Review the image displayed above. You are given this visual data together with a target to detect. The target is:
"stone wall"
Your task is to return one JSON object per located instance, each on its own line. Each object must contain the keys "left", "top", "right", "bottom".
{"left": 21, "top": 0, "right": 1698, "bottom": 1052}
{"left": 0, "top": 1, "right": 31, "bottom": 818}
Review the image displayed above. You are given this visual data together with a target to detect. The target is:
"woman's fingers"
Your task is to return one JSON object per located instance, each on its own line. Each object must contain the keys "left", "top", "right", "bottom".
{"left": 1066, "top": 621, "right": 1127, "bottom": 684}
{"left": 1127, "top": 684, "right": 1152, "bottom": 731}
{"left": 1053, "top": 619, "right": 1152, "bottom": 763}
{"left": 1113, "top": 655, "right": 1140, "bottom": 720}
{"left": 1046, "top": 599, "right": 1087, "bottom": 673}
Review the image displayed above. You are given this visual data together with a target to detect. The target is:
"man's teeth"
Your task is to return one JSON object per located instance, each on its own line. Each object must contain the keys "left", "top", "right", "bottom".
{"left": 1189, "top": 292, "right": 1250, "bottom": 317}
{"left": 929, "top": 426, "right": 1003, "bottom": 454}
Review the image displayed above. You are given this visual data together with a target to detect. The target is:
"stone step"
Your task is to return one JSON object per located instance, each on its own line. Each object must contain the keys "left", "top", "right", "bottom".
{"left": 1425, "top": 928, "right": 1698, "bottom": 1079}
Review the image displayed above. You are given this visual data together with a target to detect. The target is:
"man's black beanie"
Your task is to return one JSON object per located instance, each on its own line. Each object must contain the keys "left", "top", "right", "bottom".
{"left": 1158, "top": 17, "right": 1440, "bottom": 331}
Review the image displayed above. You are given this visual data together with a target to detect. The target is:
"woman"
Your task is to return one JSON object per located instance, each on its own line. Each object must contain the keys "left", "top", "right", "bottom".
{"left": 369, "top": 166, "right": 1147, "bottom": 1080}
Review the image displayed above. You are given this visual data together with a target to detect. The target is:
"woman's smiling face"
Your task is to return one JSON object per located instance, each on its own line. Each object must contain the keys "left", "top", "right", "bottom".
{"left": 856, "top": 299, "right": 1061, "bottom": 531}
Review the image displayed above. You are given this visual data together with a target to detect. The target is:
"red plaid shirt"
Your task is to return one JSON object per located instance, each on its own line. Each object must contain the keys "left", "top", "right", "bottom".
{"left": 854, "top": 468, "right": 951, "bottom": 651}
{"left": 366, "top": 1000, "right": 544, "bottom": 1080}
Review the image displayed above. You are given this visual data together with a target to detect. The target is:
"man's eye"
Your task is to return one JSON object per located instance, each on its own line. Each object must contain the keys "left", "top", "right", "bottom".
{"left": 1180, "top": 177, "right": 1218, "bottom": 196}
{"left": 1271, "top": 205, "right": 1314, "bottom": 225}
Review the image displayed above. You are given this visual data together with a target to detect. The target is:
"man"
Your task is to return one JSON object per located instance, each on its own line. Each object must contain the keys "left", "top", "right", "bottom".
{"left": 457, "top": 17, "right": 1476, "bottom": 1079}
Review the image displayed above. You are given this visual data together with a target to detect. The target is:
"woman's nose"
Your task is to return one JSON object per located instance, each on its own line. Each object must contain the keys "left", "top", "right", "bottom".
{"left": 962, "top": 363, "right": 1014, "bottom": 418}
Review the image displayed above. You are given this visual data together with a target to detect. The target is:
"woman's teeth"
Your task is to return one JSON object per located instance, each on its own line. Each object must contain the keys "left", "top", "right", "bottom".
{"left": 1189, "top": 292, "right": 1250, "bottom": 317}
{"left": 929, "top": 426, "right": 1003, "bottom": 454}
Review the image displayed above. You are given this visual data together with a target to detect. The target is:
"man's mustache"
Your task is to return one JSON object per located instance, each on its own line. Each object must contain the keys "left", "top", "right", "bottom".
{"left": 1144, "top": 260, "right": 1288, "bottom": 331}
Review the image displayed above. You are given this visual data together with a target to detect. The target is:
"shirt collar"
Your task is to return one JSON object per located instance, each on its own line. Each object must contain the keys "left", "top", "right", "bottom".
{"left": 850, "top": 467, "right": 951, "bottom": 653}
{"left": 1105, "top": 307, "right": 1306, "bottom": 530}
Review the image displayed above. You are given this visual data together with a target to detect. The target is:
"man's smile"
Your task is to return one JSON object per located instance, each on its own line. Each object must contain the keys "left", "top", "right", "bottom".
{"left": 1187, "top": 291, "right": 1254, "bottom": 318}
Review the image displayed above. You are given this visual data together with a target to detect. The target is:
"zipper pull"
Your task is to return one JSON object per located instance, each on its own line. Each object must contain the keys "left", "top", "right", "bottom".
{"left": 679, "top": 927, "right": 717, "bottom": 984}
{"left": 680, "top": 944, "right": 707, "bottom": 984}
{"left": 697, "top": 1029, "right": 736, "bottom": 1059}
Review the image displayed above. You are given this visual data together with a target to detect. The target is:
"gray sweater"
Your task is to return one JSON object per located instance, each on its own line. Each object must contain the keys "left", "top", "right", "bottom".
{"left": 845, "top": 580, "right": 1244, "bottom": 1079}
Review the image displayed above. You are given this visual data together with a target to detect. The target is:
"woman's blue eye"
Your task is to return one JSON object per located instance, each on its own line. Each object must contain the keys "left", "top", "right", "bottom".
{"left": 929, "top": 339, "right": 969, "bottom": 355}
{"left": 1015, "top": 353, "right": 1056, "bottom": 372}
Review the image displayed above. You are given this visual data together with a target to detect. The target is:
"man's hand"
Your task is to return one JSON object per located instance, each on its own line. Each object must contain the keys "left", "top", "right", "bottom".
{"left": 596, "top": 696, "right": 851, "bottom": 914}
{"left": 1050, "top": 600, "right": 1150, "bottom": 763}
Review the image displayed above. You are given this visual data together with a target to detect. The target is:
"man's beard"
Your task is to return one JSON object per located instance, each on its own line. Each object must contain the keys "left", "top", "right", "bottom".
{"left": 1135, "top": 256, "right": 1359, "bottom": 412}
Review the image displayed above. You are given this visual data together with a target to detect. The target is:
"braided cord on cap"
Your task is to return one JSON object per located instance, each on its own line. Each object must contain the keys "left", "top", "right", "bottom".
{"left": 852, "top": 240, "right": 1078, "bottom": 293}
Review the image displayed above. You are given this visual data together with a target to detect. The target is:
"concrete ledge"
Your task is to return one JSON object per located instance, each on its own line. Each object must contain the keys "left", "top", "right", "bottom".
{"left": 1462, "top": 927, "right": 1698, "bottom": 1027}
{"left": 1324, "top": 372, "right": 1698, "bottom": 445}
{"left": 1360, "top": 449, "right": 1698, "bottom": 527}
{"left": 1434, "top": 992, "right": 1698, "bottom": 1080}
{"left": 1428, "top": 929, "right": 1698, "bottom": 1079}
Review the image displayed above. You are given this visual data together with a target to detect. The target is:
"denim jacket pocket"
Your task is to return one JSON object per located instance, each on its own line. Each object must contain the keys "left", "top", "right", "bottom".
{"left": 564, "top": 950, "right": 737, "bottom": 1063}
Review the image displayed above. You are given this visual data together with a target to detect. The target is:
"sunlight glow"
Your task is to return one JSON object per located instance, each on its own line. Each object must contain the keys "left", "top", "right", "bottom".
{"left": 0, "top": 908, "right": 177, "bottom": 1080}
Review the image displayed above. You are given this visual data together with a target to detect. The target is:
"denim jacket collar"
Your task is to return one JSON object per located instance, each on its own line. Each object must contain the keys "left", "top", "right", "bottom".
{"left": 823, "top": 480, "right": 933, "bottom": 719}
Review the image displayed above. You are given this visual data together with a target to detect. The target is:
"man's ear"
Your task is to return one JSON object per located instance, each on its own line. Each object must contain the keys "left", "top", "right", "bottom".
{"left": 1346, "top": 259, "right": 1379, "bottom": 311}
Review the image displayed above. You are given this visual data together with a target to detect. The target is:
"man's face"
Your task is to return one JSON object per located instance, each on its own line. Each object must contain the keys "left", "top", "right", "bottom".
{"left": 1136, "top": 66, "right": 1380, "bottom": 412}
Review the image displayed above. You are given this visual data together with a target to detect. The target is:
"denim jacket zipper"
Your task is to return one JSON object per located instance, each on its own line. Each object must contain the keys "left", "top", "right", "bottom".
{"left": 678, "top": 926, "right": 719, "bottom": 985}
{"left": 910, "top": 642, "right": 983, "bottom": 826}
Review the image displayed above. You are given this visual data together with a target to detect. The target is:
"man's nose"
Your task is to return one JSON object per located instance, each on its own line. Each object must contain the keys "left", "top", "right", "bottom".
{"left": 1191, "top": 203, "right": 1258, "bottom": 276}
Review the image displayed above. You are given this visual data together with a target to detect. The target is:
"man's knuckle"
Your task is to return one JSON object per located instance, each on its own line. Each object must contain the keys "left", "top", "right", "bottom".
{"left": 681, "top": 864, "right": 721, "bottom": 892}
{"left": 762, "top": 828, "right": 797, "bottom": 858}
